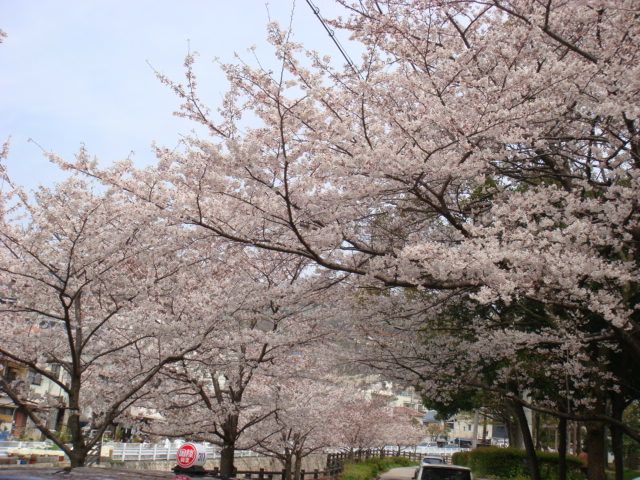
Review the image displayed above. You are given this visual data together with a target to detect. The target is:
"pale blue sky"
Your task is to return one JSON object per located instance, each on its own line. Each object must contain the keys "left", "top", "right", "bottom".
{"left": 0, "top": 0, "right": 349, "bottom": 190}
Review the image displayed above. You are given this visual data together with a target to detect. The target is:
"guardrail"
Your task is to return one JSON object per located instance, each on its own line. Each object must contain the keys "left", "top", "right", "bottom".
{"left": 1, "top": 442, "right": 471, "bottom": 464}
{"left": 0, "top": 441, "right": 57, "bottom": 457}
{"left": 106, "top": 442, "right": 258, "bottom": 462}
{"left": 0, "top": 440, "right": 266, "bottom": 463}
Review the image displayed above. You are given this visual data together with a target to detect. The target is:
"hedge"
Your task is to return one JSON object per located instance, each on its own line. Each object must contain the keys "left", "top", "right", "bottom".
{"left": 451, "top": 447, "right": 583, "bottom": 480}
{"left": 339, "top": 456, "right": 418, "bottom": 480}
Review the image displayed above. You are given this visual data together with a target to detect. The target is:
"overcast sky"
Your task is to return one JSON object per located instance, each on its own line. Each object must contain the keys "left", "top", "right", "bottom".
{"left": 0, "top": 0, "right": 349, "bottom": 190}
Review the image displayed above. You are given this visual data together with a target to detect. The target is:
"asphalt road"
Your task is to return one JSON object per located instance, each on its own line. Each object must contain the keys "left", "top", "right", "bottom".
{"left": 379, "top": 466, "right": 417, "bottom": 480}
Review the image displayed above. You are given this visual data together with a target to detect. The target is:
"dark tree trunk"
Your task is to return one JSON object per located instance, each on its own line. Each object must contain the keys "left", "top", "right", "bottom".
{"left": 220, "top": 443, "right": 235, "bottom": 478}
{"left": 512, "top": 401, "right": 541, "bottom": 480}
{"left": 68, "top": 294, "right": 87, "bottom": 468}
{"left": 68, "top": 448, "right": 88, "bottom": 468}
{"left": 219, "top": 413, "right": 240, "bottom": 478}
{"left": 282, "top": 450, "right": 293, "bottom": 480}
{"left": 68, "top": 396, "right": 86, "bottom": 467}
{"left": 507, "top": 411, "right": 525, "bottom": 449}
{"left": 611, "top": 395, "right": 625, "bottom": 480}
{"left": 558, "top": 416, "right": 567, "bottom": 480}
{"left": 585, "top": 422, "right": 607, "bottom": 480}
{"left": 293, "top": 451, "right": 303, "bottom": 480}
{"left": 534, "top": 412, "right": 542, "bottom": 450}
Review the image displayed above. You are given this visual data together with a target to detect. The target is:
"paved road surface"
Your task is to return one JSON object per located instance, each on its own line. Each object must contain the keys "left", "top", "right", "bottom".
{"left": 379, "top": 467, "right": 417, "bottom": 480}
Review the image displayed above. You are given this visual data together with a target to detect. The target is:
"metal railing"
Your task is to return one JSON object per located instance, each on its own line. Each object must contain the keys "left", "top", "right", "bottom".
{"left": 105, "top": 442, "right": 258, "bottom": 462}
{"left": 1, "top": 441, "right": 470, "bottom": 464}
{"left": 0, "top": 441, "right": 58, "bottom": 457}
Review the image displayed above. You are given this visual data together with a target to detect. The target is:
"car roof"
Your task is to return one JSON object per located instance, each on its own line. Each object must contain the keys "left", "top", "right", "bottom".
{"left": 0, "top": 467, "right": 210, "bottom": 479}
{"left": 420, "top": 465, "right": 471, "bottom": 471}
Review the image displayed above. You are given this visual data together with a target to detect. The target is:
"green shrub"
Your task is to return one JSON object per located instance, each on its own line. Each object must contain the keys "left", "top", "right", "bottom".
{"left": 339, "top": 456, "right": 418, "bottom": 480}
{"left": 452, "top": 451, "right": 470, "bottom": 466}
{"left": 463, "top": 447, "right": 582, "bottom": 480}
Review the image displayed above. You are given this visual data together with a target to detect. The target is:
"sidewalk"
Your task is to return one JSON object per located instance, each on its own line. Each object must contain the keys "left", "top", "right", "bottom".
{"left": 379, "top": 467, "right": 417, "bottom": 480}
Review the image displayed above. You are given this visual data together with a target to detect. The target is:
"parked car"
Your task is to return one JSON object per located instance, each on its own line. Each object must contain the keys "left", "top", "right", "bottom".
{"left": 414, "top": 464, "right": 472, "bottom": 480}
{"left": 449, "top": 438, "right": 473, "bottom": 448}
{"left": 421, "top": 456, "right": 446, "bottom": 465}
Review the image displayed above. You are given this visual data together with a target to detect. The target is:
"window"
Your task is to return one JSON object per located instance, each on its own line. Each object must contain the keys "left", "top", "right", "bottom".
{"left": 3, "top": 367, "right": 18, "bottom": 382}
{"left": 0, "top": 407, "right": 14, "bottom": 416}
{"left": 421, "top": 468, "right": 471, "bottom": 480}
{"left": 27, "top": 369, "right": 42, "bottom": 385}
{"left": 50, "top": 364, "right": 61, "bottom": 378}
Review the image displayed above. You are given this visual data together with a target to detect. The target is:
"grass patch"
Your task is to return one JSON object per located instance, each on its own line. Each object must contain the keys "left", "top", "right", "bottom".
{"left": 339, "top": 456, "right": 418, "bottom": 480}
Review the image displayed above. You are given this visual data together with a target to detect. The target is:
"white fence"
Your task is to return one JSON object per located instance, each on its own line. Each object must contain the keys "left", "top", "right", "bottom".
{"left": 412, "top": 446, "right": 469, "bottom": 456}
{"left": 106, "top": 442, "right": 215, "bottom": 462}
{"left": 106, "top": 442, "right": 258, "bottom": 462}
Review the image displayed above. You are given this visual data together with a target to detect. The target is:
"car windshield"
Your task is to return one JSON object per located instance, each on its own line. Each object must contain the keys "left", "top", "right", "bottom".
{"left": 421, "top": 468, "right": 471, "bottom": 480}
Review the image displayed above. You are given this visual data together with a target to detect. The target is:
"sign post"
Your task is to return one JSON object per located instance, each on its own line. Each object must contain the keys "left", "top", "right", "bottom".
{"left": 174, "top": 442, "right": 207, "bottom": 474}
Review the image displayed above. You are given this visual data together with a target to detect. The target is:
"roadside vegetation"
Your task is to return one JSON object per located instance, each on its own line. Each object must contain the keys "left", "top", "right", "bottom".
{"left": 452, "top": 448, "right": 583, "bottom": 480}
{"left": 339, "top": 456, "right": 417, "bottom": 480}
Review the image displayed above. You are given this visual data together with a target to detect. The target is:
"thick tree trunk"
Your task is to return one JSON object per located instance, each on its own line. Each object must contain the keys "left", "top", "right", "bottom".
{"left": 585, "top": 422, "right": 607, "bottom": 480}
{"left": 220, "top": 443, "right": 235, "bottom": 478}
{"left": 219, "top": 413, "right": 239, "bottom": 478}
{"left": 534, "top": 412, "right": 542, "bottom": 450}
{"left": 68, "top": 294, "right": 87, "bottom": 468}
{"left": 558, "top": 416, "right": 567, "bottom": 480}
{"left": 512, "top": 401, "right": 541, "bottom": 480}
{"left": 68, "top": 449, "right": 87, "bottom": 468}
{"left": 611, "top": 395, "right": 625, "bottom": 480}
{"left": 293, "top": 451, "right": 303, "bottom": 480}
{"left": 282, "top": 451, "right": 293, "bottom": 480}
{"left": 68, "top": 401, "right": 86, "bottom": 467}
{"left": 471, "top": 410, "right": 479, "bottom": 449}
{"left": 507, "top": 412, "right": 525, "bottom": 449}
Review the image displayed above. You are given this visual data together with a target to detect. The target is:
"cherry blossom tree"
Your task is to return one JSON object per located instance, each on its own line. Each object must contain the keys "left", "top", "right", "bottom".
{"left": 382, "top": 408, "right": 426, "bottom": 453}
{"left": 140, "top": 252, "right": 332, "bottom": 477}
{"left": 251, "top": 376, "right": 346, "bottom": 480}
{"left": 57, "top": 2, "right": 639, "bottom": 479}
{"left": 0, "top": 169, "right": 218, "bottom": 467}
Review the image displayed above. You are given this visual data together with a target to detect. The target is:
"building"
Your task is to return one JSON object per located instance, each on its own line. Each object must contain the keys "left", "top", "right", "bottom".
{"left": 368, "top": 381, "right": 426, "bottom": 413}
{"left": 0, "top": 357, "right": 68, "bottom": 440}
{"left": 447, "top": 412, "right": 508, "bottom": 445}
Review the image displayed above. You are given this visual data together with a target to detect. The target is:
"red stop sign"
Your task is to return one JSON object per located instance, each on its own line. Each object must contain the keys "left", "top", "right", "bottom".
{"left": 176, "top": 443, "right": 198, "bottom": 468}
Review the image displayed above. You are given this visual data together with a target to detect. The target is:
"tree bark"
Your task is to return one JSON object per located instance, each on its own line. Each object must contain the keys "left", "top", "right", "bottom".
{"left": 68, "top": 448, "right": 88, "bottom": 468}
{"left": 585, "top": 422, "right": 607, "bottom": 480}
{"left": 471, "top": 410, "right": 479, "bottom": 449}
{"left": 67, "top": 404, "right": 86, "bottom": 467}
{"left": 293, "top": 450, "right": 303, "bottom": 480}
{"left": 512, "top": 401, "right": 541, "bottom": 480}
{"left": 220, "top": 443, "right": 236, "bottom": 478}
{"left": 507, "top": 411, "right": 525, "bottom": 449}
{"left": 558, "top": 416, "right": 567, "bottom": 480}
{"left": 611, "top": 395, "right": 625, "bottom": 480}
{"left": 282, "top": 450, "right": 293, "bottom": 480}
{"left": 219, "top": 413, "right": 239, "bottom": 478}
